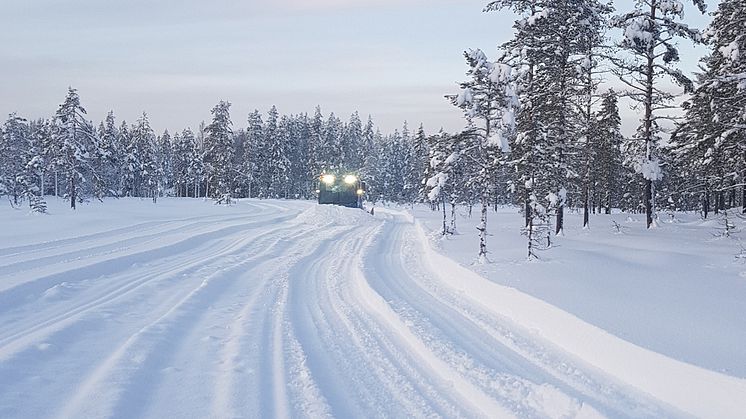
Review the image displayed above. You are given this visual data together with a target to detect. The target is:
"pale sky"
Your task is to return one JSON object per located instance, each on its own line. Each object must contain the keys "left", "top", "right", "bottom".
{"left": 1, "top": 0, "right": 715, "bottom": 136}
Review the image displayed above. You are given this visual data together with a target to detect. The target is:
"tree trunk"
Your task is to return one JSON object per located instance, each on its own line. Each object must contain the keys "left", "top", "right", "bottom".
{"left": 583, "top": 185, "right": 590, "bottom": 228}
{"left": 644, "top": 179, "right": 653, "bottom": 227}
{"left": 525, "top": 189, "right": 531, "bottom": 228}
{"left": 441, "top": 193, "right": 448, "bottom": 236}
{"left": 478, "top": 192, "right": 488, "bottom": 260}
{"left": 719, "top": 191, "right": 726, "bottom": 212}
{"left": 643, "top": 2, "right": 656, "bottom": 229}
{"left": 605, "top": 190, "right": 611, "bottom": 214}
{"left": 556, "top": 203, "right": 564, "bottom": 235}
{"left": 70, "top": 173, "right": 76, "bottom": 210}
{"left": 450, "top": 202, "right": 457, "bottom": 233}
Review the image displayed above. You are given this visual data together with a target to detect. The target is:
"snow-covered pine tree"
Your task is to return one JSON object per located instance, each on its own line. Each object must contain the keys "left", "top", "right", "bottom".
{"left": 1, "top": 114, "right": 29, "bottom": 206}
{"left": 204, "top": 101, "right": 234, "bottom": 204}
{"left": 489, "top": 0, "right": 612, "bottom": 233}
{"left": 572, "top": 1, "right": 613, "bottom": 227}
{"left": 590, "top": 89, "right": 625, "bottom": 215}
{"left": 269, "top": 115, "right": 292, "bottom": 199}
{"left": 158, "top": 130, "right": 173, "bottom": 197}
{"left": 307, "top": 106, "right": 325, "bottom": 181}
{"left": 342, "top": 111, "right": 363, "bottom": 173}
{"left": 1, "top": 114, "right": 47, "bottom": 212}
{"left": 670, "top": 0, "right": 746, "bottom": 215}
{"left": 362, "top": 128, "right": 385, "bottom": 203}
{"left": 413, "top": 123, "right": 431, "bottom": 203}
{"left": 232, "top": 128, "right": 248, "bottom": 196}
{"left": 426, "top": 130, "right": 460, "bottom": 236}
{"left": 97, "top": 111, "right": 121, "bottom": 198}
{"left": 669, "top": 69, "right": 722, "bottom": 216}
{"left": 486, "top": 0, "right": 550, "bottom": 229}
{"left": 30, "top": 118, "right": 55, "bottom": 198}
{"left": 256, "top": 106, "right": 279, "bottom": 198}
{"left": 450, "top": 48, "right": 517, "bottom": 260}
{"left": 171, "top": 130, "right": 189, "bottom": 197}
{"left": 611, "top": 0, "right": 707, "bottom": 228}
{"left": 29, "top": 118, "right": 54, "bottom": 202}
{"left": 359, "top": 115, "right": 376, "bottom": 180}
{"left": 379, "top": 129, "right": 411, "bottom": 203}
{"left": 119, "top": 120, "right": 138, "bottom": 197}
{"left": 23, "top": 123, "right": 47, "bottom": 213}
{"left": 244, "top": 110, "right": 264, "bottom": 198}
{"left": 53, "top": 88, "right": 99, "bottom": 210}
{"left": 398, "top": 122, "right": 420, "bottom": 204}
{"left": 289, "top": 113, "right": 312, "bottom": 198}
{"left": 322, "top": 113, "right": 343, "bottom": 174}
{"left": 130, "top": 113, "right": 159, "bottom": 202}
{"left": 184, "top": 128, "right": 203, "bottom": 198}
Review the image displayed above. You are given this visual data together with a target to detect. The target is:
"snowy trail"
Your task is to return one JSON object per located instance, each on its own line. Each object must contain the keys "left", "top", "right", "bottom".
{"left": 1, "top": 201, "right": 744, "bottom": 418}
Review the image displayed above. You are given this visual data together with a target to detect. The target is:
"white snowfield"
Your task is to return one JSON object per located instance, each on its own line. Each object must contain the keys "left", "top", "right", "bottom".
{"left": 0, "top": 199, "right": 744, "bottom": 419}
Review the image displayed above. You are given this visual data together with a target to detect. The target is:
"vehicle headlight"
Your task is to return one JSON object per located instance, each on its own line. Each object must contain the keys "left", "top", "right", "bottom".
{"left": 357, "top": 189, "right": 364, "bottom": 196}
{"left": 321, "top": 174, "right": 335, "bottom": 185}
{"left": 344, "top": 175, "right": 358, "bottom": 185}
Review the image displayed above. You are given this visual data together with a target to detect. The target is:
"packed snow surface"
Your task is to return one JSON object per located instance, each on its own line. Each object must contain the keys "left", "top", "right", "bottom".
{"left": 0, "top": 198, "right": 744, "bottom": 418}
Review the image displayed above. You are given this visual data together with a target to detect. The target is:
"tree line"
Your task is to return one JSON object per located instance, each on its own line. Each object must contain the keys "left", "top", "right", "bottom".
{"left": 0, "top": 89, "right": 428, "bottom": 210}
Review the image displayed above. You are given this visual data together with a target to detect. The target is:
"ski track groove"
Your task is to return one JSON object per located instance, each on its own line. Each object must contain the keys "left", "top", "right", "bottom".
{"left": 0, "top": 212, "right": 275, "bottom": 275}
{"left": 0, "top": 208, "right": 297, "bottom": 296}
{"left": 0, "top": 201, "right": 277, "bottom": 258}
{"left": 0, "top": 213, "right": 302, "bottom": 356}
{"left": 13, "top": 209, "right": 316, "bottom": 417}
{"left": 289, "top": 222, "right": 498, "bottom": 417}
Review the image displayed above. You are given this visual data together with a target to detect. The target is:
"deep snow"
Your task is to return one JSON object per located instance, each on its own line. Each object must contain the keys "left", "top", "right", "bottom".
{"left": 0, "top": 197, "right": 744, "bottom": 418}
{"left": 410, "top": 204, "right": 746, "bottom": 379}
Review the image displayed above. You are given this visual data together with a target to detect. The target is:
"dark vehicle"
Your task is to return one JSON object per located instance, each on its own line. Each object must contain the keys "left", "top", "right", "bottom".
{"left": 317, "top": 173, "right": 365, "bottom": 209}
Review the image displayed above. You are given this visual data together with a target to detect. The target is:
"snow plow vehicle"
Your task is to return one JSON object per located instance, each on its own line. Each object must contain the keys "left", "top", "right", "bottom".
{"left": 317, "top": 173, "right": 366, "bottom": 209}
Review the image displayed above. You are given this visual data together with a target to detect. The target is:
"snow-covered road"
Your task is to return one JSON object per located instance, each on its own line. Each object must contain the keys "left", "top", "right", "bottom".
{"left": 1, "top": 200, "right": 744, "bottom": 418}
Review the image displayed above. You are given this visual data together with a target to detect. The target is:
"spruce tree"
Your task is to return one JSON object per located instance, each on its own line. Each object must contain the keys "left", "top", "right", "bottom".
{"left": 244, "top": 110, "right": 264, "bottom": 198}
{"left": 53, "top": 88, "right": 99, "bottom": 210}
{"left": 204, "top": 101, "right": 235, "bottom": 203}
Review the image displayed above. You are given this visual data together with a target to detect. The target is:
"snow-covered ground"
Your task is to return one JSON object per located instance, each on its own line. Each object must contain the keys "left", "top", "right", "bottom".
{"left": 0, "top": 198, "right": 744, "bottom": 418}
{"left": 411, "top": 204, "right": 746, "bottom": 379}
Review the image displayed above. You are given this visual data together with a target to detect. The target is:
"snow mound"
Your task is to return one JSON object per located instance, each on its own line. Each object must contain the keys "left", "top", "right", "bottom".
{"left": 295, "top": 204, "right": 374, "bottom": 226}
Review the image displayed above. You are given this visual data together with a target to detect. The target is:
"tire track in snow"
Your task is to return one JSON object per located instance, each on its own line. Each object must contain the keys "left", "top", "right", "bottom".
{"left": 0, "top": 215, "right": 305, "bottom": 362}
{"left": 363, "top": 210, "right": 684, "bottom": 418}
{"left": 0, "top": 201, "right": 277, "bottom": 259}
{"left": 0, "top": 209, "right": 299, "bottom": 309}
{"left": 212, "top": 224, "right": 356, "bottom": 419}
{"left": 0, "top": 212, "right": 273, "bottom": 275}
{"left": 288, "top": 218, "right": 510, "bottom": 417}
{"left": 106, "top": 222, "right": 332, "bottom": 419}
{"left": 113, "top": 220, "right": 350, "bottom": 419}
{"left": 50, "top": 215, "right": 324, "bottom": 418}
{"left": 0, "top": 202, "right": 290, "bottom": 285}
{"left": 0, "top": 215, "right": 321, "bottom": 418}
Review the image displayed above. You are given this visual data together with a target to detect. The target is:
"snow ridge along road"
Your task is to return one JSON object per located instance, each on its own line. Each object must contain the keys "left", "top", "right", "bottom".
{"left": 0, "top": 199, "right": 744, "bottom": 418}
